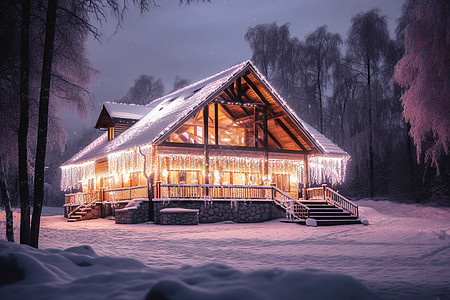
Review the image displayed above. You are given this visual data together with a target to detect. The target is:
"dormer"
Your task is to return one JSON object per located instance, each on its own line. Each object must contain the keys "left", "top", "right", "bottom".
{"left": 94, "top": 102, "right": 152, "bottom": 140}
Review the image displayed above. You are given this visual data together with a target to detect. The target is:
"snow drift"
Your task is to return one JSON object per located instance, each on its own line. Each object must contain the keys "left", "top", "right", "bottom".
{"left": 0, "top": 240, "right": 377, "bottom": 300}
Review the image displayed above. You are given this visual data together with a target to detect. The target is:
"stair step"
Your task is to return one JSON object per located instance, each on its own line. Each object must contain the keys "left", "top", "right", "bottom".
{"left": 315, "top": 219, "right": 362, "bottom": 226}
{"left": 309, "top": 215, "right": 358, "bottom": 220}
{"left": 309, "top": 211, "right": 350, "bottom": 215}
{"left": 299, "top": 201, "right": 328, "bottom": 205}
{"left": 308, "top": 208, "right": 342, "bottom": 212}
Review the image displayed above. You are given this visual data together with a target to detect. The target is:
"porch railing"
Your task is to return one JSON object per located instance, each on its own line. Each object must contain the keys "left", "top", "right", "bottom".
{"left": 306, "top": 184, "right": 359, "bottom": 217}
{"left": 155, "top": 183, "right": 309, "bottom": 220}
{"left": 65, "top": 192, "right": 98, "bottom": 205}
{"left": 103, "top": 186, "right": 148, "bottom": 202}
{"left": 65, "top": 186, "right": 147, "bottom": 205}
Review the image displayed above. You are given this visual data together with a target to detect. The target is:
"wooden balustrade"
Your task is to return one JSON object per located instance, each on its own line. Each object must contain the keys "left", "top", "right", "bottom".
{"left": 64, "top": 186, "right": 147, "bottom": 204}
{"left": 306, "top": 184, "right": 358, "bottom": 217}
{"left": 158, "top": 184, "right": 273, "bottom": 200}
{"left": 64, "top": 192, "right": 97, "bottom": 205}
{"left": 324, "top": 187, "right": 358, "bottom": 217}
{"left": 103, "top": 186, "right": 148, "bottom": 202}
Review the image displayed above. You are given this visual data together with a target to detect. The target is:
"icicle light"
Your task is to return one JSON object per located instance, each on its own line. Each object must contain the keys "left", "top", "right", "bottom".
{"left": 108, "top": 145, "right": 153, "bottom": 178}
{"left": 308, "top": 156, "right": 349, "bottom": 185}
{"left": 61, "top": 161, "right": 95, "bottom": 191}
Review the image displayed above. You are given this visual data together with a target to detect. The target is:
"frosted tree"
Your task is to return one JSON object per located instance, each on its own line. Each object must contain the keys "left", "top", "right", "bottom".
{"left": 245, "top": 23, "right": 283, "bottom": 78}
{"left": 347, "top": 9, "right": 390, "bottom": 197}
{"left": 245, "top": 23, "right": 314, "bottom": 125}
{"left": 172, "top": 75, "right": 191, "bottom": 92}
{"left": 119, "top": 74, "right": 165, "bottom": 105}
{"left": 305, "top": 26, "right": 342, "bottom": 134}
{"left": 391, "top": 0, "right": 450, "bottom": 172}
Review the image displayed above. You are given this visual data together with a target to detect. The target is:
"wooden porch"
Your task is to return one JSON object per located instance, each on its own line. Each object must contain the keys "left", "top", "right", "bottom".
{"left": 65, "top": 183, "right": 358, "bottom": 223}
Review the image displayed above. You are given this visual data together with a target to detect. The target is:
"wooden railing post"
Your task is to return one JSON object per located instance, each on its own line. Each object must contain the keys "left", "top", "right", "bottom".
{"left": 155, "top": 181, "right": 161, "bottom": 198}
{"left": 322, "top": 184, "right": 327, "bottom": 201}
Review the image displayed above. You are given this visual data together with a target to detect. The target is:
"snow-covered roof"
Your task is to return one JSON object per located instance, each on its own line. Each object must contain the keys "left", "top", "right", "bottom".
{"left": 103, "top": 102, "right": 153, "bottom": 120}
{"left": 64, "top": 61, "right": 348, "bottom": 166}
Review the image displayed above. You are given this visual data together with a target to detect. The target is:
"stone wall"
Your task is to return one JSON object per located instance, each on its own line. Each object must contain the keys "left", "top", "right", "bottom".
{"left": 115, "top": 199, "right": 149, "bottom": 224}
{"left": 160, "top": 208, "right": 199, "bottom": 225}
{"left": 153, "top": 199, "right": 286, "bottom": 224}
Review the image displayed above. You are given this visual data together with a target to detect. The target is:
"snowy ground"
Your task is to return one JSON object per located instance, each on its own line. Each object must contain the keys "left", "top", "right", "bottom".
{"left": 1, "top": 199, "right": 449, "bottom": 299}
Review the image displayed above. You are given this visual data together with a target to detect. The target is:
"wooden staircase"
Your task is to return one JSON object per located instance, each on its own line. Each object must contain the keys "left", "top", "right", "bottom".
{"left": 67, "top": 203, "right": 95, "bottom": 222}
{"left": 298, "top": 200, "right": 361, "bottom": 226}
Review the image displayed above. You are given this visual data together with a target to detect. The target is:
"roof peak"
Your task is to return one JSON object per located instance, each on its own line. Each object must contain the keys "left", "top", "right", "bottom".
{"left": 146, "top": 60, "right": 252, "bottom": 106}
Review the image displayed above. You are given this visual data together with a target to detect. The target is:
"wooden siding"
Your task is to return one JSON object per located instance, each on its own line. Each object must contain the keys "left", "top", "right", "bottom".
{"left": 115, "top": 123, "right": 133, "bottom": 136}
{"left": 95, "top": 159, "right": 108, "bottom": 176}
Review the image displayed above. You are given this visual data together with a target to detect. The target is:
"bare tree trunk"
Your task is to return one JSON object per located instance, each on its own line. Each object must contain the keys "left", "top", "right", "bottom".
{"left": 19, "top": 0, "right": 31, "bottom": 246}
{"left": 367, "top": 61, "right": 374, "bottom": 198}
{"left": 31, "top": 0, "right": 58, "bottom": 249}
{"left": 0, "top": 163, "right": 14, "bottom": 242}
{"left": 406, "top": 122, "right": 415, "bottom": 195}
{"left": 317, "top": 70, "right": 323, "bottom": 134}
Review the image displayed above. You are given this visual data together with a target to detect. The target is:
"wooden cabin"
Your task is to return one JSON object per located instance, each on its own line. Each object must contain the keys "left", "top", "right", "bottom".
{"left": 61, "top": 61, "right": 358, "bottom": 225}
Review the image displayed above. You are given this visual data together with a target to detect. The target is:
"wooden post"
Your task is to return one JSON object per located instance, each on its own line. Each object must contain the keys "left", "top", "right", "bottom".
{"left": 254, "top": 107, "right": 258, "bottom": 148}
{"left": 303, "top": 154, "right": 308, "bottom": 200}
{"left": 148, "top": 173, "right": 154, "bottom": 221}
{"left": 155, "top": 181, "right": 161, "bottom": 199}
{"left": 322, "top": 184, "right": 327, "bottom": 201}
{"left": 214, "top": 103, "right": 218, "bottom": 145}
{"left": 263, "top": 107, "right": 269, "bottom": 184}
{"left": 203, "top": 106, "right": 210, "bottom": 196}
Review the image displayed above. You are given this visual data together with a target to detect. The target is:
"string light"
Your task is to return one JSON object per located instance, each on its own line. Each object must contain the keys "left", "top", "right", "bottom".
{"left": 61, "top": 149, "right": 348, "bottom": 191}
{"left": 60, "top": 161, "right": 95, "bottom": 191}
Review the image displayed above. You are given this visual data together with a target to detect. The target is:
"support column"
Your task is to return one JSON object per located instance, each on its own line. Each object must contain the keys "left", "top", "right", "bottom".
{"left": 263, "top": 107, "right": 269, "bottom": 184}
{"left": 303, "top": 154, "right": 309, "bottom": 200}
{"left": 214, "top": 103, "right": 218, "bottom": 145}
{"left": 254, "top": 107, "right": 258, "bottom": 148}
{"left": 203, "top": 106, "right": 210, "bottom": 186}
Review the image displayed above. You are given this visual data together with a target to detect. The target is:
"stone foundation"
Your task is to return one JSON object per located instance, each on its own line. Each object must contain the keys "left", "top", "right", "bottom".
{"left": 159, "top": 208, "right": 199, "bottom": 225}
{"left": 115, "top": 199, "right": 149, "bottom": 224}
{"left": 154, "top": 199, "right": 285, "bottom": 224}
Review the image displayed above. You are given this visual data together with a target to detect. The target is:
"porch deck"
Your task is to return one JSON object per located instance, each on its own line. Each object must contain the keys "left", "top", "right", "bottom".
{"left": 65, "top": 183, "right": 358, "bottom": 223}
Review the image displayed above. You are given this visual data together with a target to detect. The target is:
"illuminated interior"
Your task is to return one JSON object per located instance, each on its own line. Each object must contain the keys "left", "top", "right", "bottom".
{"left": 167, "top": 104, "right": 256, "bottom": 147}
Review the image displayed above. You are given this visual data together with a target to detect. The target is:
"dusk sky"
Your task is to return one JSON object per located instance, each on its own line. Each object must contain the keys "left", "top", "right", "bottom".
{"left": 73, "top": 0, "right": 404, "bottom": 131}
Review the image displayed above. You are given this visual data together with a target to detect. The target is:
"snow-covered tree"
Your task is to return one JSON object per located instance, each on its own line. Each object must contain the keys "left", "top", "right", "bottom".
{"left": 119, "top": 74, "right": 165, "bottom": 105}
{"left": 172, "top": 75, "right": 191, "bottom": 92}
{"left": 304, "top": 26, "right": 342, "bottom": 134}
{"left": 346, "top": 9, "right": 390, "bottom": 197}
{"left": 391, "top": 0, "right": 450, "bottom": 171}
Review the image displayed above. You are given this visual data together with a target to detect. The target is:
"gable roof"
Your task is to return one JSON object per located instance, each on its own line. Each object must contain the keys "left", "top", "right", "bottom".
{"left": 63, "top": 61, "right": 348, "bottom": 166}
{"left": 95, "top": 102, "right": 153, "bottom": 128}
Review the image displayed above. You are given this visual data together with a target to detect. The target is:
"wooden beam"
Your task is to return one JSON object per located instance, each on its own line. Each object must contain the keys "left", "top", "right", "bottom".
{"left": 242, "top": 75, "right": 271, "bottom": 106}
{"left": 159, "top": 141, "right": 311, "bottom": 155}
{"left": 219, "top": 102, "right": 238, "bottom": 122}
{"left": 211, "top": 99, "right": 264, "bottom": 108}
{"left": 254, "top": 108, "right": 258, "bottom": 148}
{"left": 303, "top": 154, "right": 309, "bottom": 200}
{"left": 237, "top": 77, "right": 242, "bottom": 101}
{"left": 274, "top": 119, "right": 307, "bottom": 151}
{"left": 223, "top": 88, "right": 283, "bottom": 149}
{"left": 263, "top": 107, "right": 269, "bottom": 180}
{"left": 214, "top": 103, "right": 218, "bottom": 145}
{"left": 203, "top": 106, "right": 209, "bottom": 185}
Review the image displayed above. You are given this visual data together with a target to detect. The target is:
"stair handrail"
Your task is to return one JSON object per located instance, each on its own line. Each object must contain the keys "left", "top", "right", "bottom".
{"left": 271, "top": 186, "right": 310, "bottom": 220}
{"left": 67, "top": 204, "right": 82, "bottom": 219}
{"left": 67, "top": 201, "right": 96, "bottom": 219}
{"left": 324, "top": 186, "right": 359, "bottom": 217}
